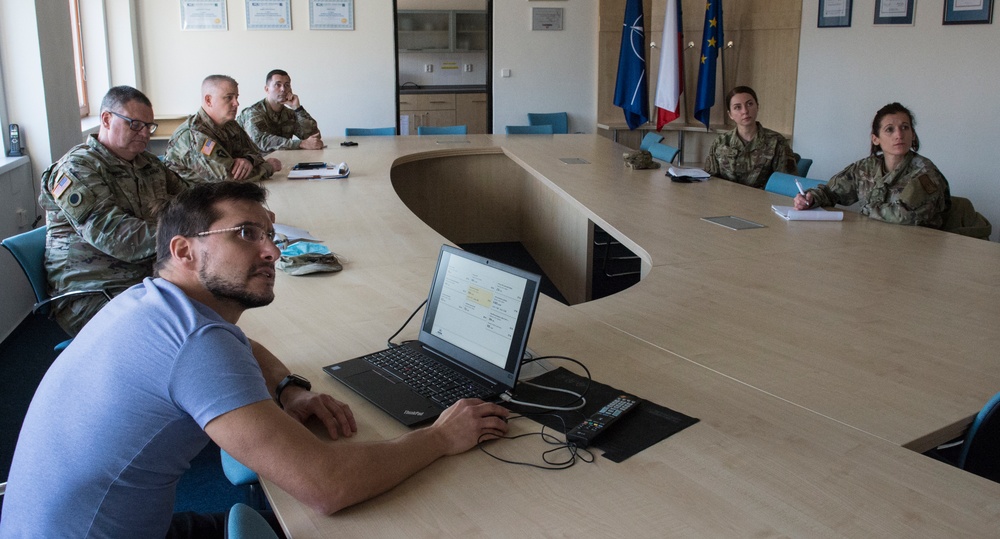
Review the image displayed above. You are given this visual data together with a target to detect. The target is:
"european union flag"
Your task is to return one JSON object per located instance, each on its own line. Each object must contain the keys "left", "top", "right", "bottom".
{"left": 694, "top": 1, "right": 724, "bottom": 128}
{"left": 613, "top": 0, "right": 649, "bottom": 130}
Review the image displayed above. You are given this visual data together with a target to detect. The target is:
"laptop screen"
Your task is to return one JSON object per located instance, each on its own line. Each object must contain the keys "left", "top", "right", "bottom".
{"left": 418, "top": 245, "right": 541, "bottom": 390}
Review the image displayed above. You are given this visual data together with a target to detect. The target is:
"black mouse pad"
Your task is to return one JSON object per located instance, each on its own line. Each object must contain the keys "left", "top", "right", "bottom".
{"left": 502, "top": 367, "right": 699, "bottom": 462}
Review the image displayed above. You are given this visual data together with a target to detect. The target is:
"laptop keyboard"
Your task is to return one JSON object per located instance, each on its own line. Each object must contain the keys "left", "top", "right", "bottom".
{"left": 364, "top": 345, "right": 493, "bottom": 408}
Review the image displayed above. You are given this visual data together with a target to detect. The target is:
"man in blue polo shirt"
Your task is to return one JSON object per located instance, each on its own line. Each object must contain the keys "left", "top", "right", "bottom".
{"left": 0, "top": 182, "right": 509, "bottom": 538}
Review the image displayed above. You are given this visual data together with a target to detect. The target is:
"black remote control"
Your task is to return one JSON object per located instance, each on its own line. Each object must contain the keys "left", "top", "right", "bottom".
{"left": 565, "top": 393, "right": 640, "bottom": 448}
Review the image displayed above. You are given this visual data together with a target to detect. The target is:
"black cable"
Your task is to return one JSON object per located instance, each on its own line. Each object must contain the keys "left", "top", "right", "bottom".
{"left": 386, "top": 299, "right": 426, "bottom": 348}
{"left": 476, "top": 414, "right": 594, "bottom": 470}
{"left": 506, "top": 355, "right": 592, "bottom": 411}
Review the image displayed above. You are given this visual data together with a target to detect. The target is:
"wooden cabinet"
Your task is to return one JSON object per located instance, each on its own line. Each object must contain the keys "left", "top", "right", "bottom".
{"left": 399, "top": 94, "right": 457, "bottom": 135}
{"left": 455, "top": 93, "right": 488, "bottom": 134}
{"left": 399, "top": 92, "right": 488, "bottom": 135}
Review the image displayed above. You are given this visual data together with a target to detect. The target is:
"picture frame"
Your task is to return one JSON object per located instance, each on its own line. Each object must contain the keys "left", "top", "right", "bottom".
{"left": 944, "top": 0, "right": 994, "bottom": 24}
{"left": 874, "top": 0, "right": 915, "bottom": 25}
{"left": 819, "top": 0, "right": 853, "bottom": 27}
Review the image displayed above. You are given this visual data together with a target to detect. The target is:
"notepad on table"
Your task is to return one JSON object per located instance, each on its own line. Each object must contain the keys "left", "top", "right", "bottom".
{"left": 667, "top": 165, "right": 710, "bottom": 182}
{"left": 771, "top": 205, "right": 843, "bottom": 221}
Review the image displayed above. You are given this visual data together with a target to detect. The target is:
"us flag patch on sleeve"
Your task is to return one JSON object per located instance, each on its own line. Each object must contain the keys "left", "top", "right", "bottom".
{"left": 201, "top": 139, "right": 217, "bottom": 156}
{"left": 51, "top": 174, "right": 72, "bottom": 199}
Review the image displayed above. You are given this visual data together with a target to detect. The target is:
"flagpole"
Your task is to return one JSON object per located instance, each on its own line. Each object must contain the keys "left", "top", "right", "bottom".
{"left": 719, "top": 40, "right": 734, "bottom": 132}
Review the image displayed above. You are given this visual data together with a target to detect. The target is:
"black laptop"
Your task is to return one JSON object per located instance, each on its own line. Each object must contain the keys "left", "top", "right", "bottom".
{"left": 323, "top": 245, "right": 542, "bottom": 426}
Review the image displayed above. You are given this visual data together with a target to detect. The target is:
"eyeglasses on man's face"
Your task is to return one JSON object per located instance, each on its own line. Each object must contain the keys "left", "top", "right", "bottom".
{"left": 108, "top": 111, "right": 159, "bottom": 134}
{"left": 195, "top": 224, "right": 286, "bottom": 246}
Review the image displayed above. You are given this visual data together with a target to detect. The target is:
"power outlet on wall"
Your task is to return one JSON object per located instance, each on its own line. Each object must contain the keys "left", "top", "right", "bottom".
{"left": 16, "top": 208, "right": 27, "bottom": 227}
{"left": 424, "top": 64, "right": 433, "bottom": 73}
{"left": 464, "top": 64, "right": 473, "bottom": 72}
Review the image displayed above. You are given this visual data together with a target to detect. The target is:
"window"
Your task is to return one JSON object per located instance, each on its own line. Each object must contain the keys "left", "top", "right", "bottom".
{"left": 69, "top": 0, "right": 89, "bottom": 117}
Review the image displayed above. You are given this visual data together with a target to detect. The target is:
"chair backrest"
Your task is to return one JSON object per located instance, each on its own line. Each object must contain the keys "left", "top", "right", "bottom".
{"left": 639, "top": 132, "right": 664, "bottom": 151}
{"left": 764, "top": 172, "right": 827, "bottom": 198}
{"left": 648, "top": 142, "right": 680, "bottom": 164}
{"left": 2, "top": 227, "right": 49, "bottom": 307}
{"left": 221, "top": 449, "right": 259, "bottom": 486}
{"left": 527, "top": 112, "right": 568, "bottom": 134}
{"left": 417, "top": 125, "right": 467, "bottom": 135}
{"left": 506, "top": 124, "right": 553, "bottom": 135}
{"left": 796, "top": 158, "right": 813, "bottom": 177}
{"left": 227, "top": 503, "right": 278, "bottom": 539}
{"left": 959, "top": 391, "right": 1000, "bottom": 482}
{"left": 344, "top": 127, "right": 396, "bottom": 136}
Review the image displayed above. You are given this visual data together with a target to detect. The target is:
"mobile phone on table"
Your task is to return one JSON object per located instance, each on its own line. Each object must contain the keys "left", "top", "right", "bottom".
{"left": 293, "top": 162, "right": 327, "bottom": 170}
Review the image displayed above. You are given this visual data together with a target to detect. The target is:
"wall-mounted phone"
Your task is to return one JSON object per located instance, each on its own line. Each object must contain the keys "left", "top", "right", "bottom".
{"left": 9, "top": 124, "right": 22, "bottom": 156}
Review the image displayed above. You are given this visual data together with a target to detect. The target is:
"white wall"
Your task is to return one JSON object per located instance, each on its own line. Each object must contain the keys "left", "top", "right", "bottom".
{"left": 493, "top": 2, "right": 598, "bottom": 134}
{"left": 0, "top": 0, "right": 83, "bottom": 183}
{"left": 795, "top": 1, "right": 1000, "bottom": 240}
{"left": 135, "top": 1, "right": 398, "bottom": 134}
{"left": 133, "top": 1, "right": 597, "bottom": 136}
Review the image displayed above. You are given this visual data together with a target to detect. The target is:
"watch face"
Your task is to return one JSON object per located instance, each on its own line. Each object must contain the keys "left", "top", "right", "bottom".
{"left": 286, "top": 374, "right": 311, "bottom": 390}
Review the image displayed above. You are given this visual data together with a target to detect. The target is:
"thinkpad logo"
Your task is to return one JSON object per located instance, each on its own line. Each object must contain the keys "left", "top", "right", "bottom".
{"left": 403, "top": 410, "right": 425, "bottom": 416}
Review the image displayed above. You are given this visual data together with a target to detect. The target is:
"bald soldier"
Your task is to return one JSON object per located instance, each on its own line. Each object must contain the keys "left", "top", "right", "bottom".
{"left": 165, "top": 75, "right": 281, "bottom": 184}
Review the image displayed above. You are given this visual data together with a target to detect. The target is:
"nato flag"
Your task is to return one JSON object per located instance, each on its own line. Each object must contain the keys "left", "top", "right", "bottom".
{"left": 694, "top": 1, "right": 724, "bottom": 128}
{"left": 613, "top": 0, "right": 649, "bottom": 130}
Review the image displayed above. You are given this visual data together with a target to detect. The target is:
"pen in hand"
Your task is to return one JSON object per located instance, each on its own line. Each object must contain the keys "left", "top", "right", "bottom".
{"left": 794, "top": 179, "right": 813, "bottom": 209}
{"left": 795, "top": 179, "right": 806, "bottom": 197}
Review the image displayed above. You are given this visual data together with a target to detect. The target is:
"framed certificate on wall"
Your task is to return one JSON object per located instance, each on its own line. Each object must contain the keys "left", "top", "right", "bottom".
{"left": 874, "top": 0, "right": 915, "bottom": 25}
{"left": 944, "top": 0, "right": 994, "bottom": 24}
{"left": 819, "top": 0, "right": 853, "bottom": 27}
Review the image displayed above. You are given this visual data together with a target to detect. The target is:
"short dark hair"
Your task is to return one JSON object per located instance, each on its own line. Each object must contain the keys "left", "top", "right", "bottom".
{"left": 266, "top": 69, "right": 289, "bottom": 85}
{"left": 870, "top": 102, "right": 919, "bottom": 156}
{"left": 154, "top": 182, "right": 269, "bottom": 273}
{"left": 725, "top": 86, "right": 758, "bottom": 111}
{"left": 101, "top": 86, "right": 152, "bottom": 113}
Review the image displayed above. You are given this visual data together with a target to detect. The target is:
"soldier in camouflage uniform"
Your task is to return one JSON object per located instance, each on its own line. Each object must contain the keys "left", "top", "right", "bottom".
{"left": 704, "top": 86, "right": 797, "bottom": 189}
{"left": 164, "top": 75, "right": 281, "bottom": 184}
{"left": 237, "top": 69, "right": 323, "bottom": 153}
{"left": 795, "top": 102, "right": 951, "bottom": 228}
{"left": 39, "top": 86, "right": 188, "bottom": 336}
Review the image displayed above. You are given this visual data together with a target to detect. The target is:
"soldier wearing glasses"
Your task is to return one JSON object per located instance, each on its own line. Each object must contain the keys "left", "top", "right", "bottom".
{"left": 38, "top": 85, "right": 189, "bottom": 336}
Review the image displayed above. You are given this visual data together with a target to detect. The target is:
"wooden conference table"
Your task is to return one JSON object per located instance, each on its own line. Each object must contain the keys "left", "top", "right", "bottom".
{"left": 238, "top": 135, "right": 1000, "bottom": 537}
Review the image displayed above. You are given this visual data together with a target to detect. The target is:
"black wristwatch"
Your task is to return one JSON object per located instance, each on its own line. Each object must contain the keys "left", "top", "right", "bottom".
{"left": 275, "top": 374, "right": 311, "bottom": 409}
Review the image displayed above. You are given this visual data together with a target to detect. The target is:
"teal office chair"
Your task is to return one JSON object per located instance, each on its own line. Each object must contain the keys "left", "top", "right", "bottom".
{"left": 2, "top": 227, "right": 115, "bottom": 351}
{"left": 957, "top": 391, "right": 1000, "bottom": 482}
{"left": 796, "top": 158, "right": 813, "bottom": 177}
{"left": 417, "top": 125, "right": 467, "bottom": 135}
{"left": 227, "top": 503, "right": 279, "bottom": 539}
{"left": 221, "top": 449, "right": 266, "bottom": 510}
{"left": 639, "top": 132, "right": 664, "bottom": 151}
{"left": 505, "top": 125, "right": 553, "bottom": 135}
{"left": 527, "top": 112, "right": 568, "bottom": 134}
{"left": 764, "top": 172, "right": 826, "bottom": 198}
{"left": 647, "top": 142, "right": 680, "bottom": 164}
{"left": 344, "top": 127, "right": 396, "bottom": 136}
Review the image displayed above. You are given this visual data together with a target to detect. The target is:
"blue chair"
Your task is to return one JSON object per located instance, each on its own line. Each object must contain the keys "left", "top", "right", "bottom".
{"left": 221, "top": 449, "right": 267, "bottom": 510}
{"left": 344, "top": 127, "right": 396, "bottom": 136}
{"left": 648, "top": 142, "right": 680, "bottom": 164}
{"left": 764, "top": 172, "right": 826, "bottom": 198}
{"left": 227, "top": 503, "right": 278, "bottom": 539}
{"left": 505, "top": 125, "right": 553, "bottom": 135}
{"left": 639, "top": 132, "right": 664, "bottom": 151}
{"left": 417, "top": 125, "right": 467, "bottom": 135}
{"left": 796, "top": 158, "right": 813, "bottom": 177}
{"left": 957, "top": 391, "right": 1000, "bottom": 482}
{"left": 527, "top": 112, "right": 568, "bottom": 134}
{"left": 2, "top": 227, "right": 116, "bottom": 351}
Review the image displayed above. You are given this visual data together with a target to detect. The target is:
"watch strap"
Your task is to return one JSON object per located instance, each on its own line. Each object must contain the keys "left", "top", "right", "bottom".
{"left": 275, "top": 374, "right": 311, "bottom": 409}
